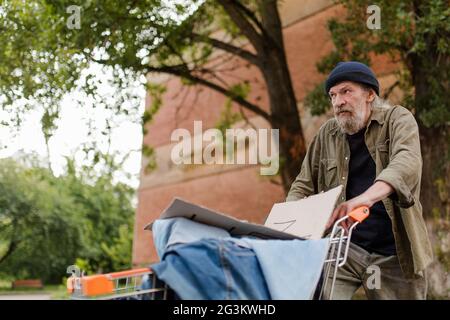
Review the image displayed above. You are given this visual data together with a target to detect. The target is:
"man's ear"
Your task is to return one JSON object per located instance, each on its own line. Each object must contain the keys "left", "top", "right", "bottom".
{"left": 366, "top": 89, "right": 376, "bottom": 103}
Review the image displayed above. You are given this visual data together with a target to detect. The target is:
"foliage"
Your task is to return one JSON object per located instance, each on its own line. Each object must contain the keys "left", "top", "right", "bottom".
{"left": 0, "top": 155, "right": 135, "bottom": 283}
{"left": 1, "top": 0, "right": 306, "bottom": 190}
{"left": 305, "top": 0, "right": 450, "bottom": 128}
{"left": 215, "top": 82, "right": 250, "bottom": 134}
{"left": 100, "top": 224, "right": 133, "bottom": 272}
{"left": 0, "top": 0, "right": 280, "bottom": 147}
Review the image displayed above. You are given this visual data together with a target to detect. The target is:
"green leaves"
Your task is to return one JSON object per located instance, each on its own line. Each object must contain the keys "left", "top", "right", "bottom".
{"left": 0, "top": 155, "right": 135, "bottom": 283}
{"left": 142, "top": 144, "right": 157, "bottom": 173}
{"left": 303, "top": 83, "right": 331, "bottom": 116}
{"left": 306, "top": 0, "right": 450, "bottom": 128}
{"left": 229, "top": 81, "right": 251, "bottom": 99}
{"left": 1, "top": 0, "right": 272, "bottom": 175}
{"left": 100, "top": 224, "right": 133, "bottom": 272}
{"left": 215, "top": 82, "right": 250, "bottom": 134}
{"left": 1, "top": 0, "right": 204, "bottom": 155}
{"left": 0, "top": 158, "right": 81, "bottom": 283}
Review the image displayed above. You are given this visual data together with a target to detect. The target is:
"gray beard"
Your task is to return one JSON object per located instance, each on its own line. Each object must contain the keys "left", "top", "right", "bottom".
{"left": 335, "top": 112, "right": 366, "bottom": 135}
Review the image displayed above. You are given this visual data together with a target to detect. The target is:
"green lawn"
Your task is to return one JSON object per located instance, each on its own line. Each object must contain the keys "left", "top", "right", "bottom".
{"left": 0, "top": 279, "right": 70, "bottom": 300}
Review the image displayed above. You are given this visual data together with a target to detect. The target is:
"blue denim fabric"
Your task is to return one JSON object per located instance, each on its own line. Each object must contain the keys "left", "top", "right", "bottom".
{"left": 152, "top": 218, "right": 230, "bottom": 258}
{"left": 151, "top": 218, "right": 329, "bottom": 300}
{"left": 151, "top": 239, "right": 271, "bottom": 300}
{"left": 241, "top": 238, "right": 329, "bottom": 299}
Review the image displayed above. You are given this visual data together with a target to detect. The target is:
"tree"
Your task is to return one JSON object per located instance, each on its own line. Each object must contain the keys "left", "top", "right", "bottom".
{"left": 0, "top": 0, "right": 83, "bottom": 160}
{"left": 62, "top": 155, "right": 136, "bottom": 273}
{"left": 0, "top": 0, "right": 307, "bottom": 191}
{"left": 0, "top": 155, "right": 135, "bottom": 283}
{"left": 0, "top": 158, "right": 82, "bottom": 283}
{"left": 305, "top": 0, "right": 449, "bottom": 218}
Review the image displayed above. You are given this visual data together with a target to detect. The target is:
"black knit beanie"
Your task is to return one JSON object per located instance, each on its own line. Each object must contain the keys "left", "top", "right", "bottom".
{"left": 325, "top": 61, "right": 380, "bottom": 96}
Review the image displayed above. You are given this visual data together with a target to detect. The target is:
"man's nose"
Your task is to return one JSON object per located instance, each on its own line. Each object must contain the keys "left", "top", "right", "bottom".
{"left": 332, "top": 94, "right": 346, "bottom": 109}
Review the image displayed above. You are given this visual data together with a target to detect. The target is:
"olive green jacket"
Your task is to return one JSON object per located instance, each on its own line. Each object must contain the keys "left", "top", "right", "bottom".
{"left": 286, "top": 104, "right": 433, "bottom": 278}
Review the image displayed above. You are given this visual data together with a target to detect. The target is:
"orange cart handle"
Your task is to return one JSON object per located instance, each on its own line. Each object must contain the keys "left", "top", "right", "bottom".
{"left": 105, "top": 267, "right": 152, "bottom": 279}
{"left": 66, "top": 268, "right": 153, "bottom": 297}
{"left": 348, "top": 206, "right": 370, "bottom": 223}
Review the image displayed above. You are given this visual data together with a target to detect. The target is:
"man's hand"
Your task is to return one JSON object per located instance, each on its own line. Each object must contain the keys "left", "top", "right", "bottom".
{"left": 325, "top": 181, "right": 394, "bottom": 232}
{"left": 326, "top": 194, "right": 373, "bottom": 231}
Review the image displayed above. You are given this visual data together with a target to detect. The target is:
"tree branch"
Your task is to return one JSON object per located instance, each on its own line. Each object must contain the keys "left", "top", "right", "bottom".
{"left": 0, "top": 239, "right": 18, "bottom": 265}
{"left": 146, "top": 65, "right": 271, "bottom": 121}
{"left": 89, "top": 54, "right": 269, "bottom": 121}
{"left": 174, "top": 85, "right": 192, "bottom": 127}
{"left": 191, "top": 33, "right": 260, "bottom": 66}
{"left": 382, "top": 80, "right": 400, "bottom": 99}
{"left": 259, "top": 0, "right": 284, "bottom": 50}
{"left": 176, "top": 87, "right": 201, "bottom": 127}
{"left": 229, "top": 0, "right": 264, "bottom": 34}
{"left": 238, "top": 106, "right": 257, "bottom": 130}
{"left": 199, "top": 68, "right": 231, "bottom": 88}
{"left": 217, "top": 0, "right": 264, "bottom": 54}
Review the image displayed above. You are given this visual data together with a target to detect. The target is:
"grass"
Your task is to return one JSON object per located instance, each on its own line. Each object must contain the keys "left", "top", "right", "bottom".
{"left": 0, "top": 279, "right": 70, "bottom": 300}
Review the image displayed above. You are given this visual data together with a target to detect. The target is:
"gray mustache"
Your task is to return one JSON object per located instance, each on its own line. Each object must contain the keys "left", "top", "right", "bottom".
{"left": 336, "top": 109, "right": 352, "bottom": 114}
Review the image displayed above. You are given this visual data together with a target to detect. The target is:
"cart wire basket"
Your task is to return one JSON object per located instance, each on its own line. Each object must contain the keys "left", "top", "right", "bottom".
{"left": 67, "top": 206, "right": 369, "bottom": 300}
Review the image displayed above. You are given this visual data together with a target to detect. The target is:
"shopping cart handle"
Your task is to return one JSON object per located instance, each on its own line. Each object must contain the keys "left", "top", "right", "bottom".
{"left": 348, "top": 206, "right": 370, "bottom": 223}
{"left": 106, "top": 268, "right": 151, "bottom": 279}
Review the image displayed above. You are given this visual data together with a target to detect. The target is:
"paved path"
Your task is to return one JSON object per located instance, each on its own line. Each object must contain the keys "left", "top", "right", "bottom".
{"left": 0, "top": 294, "right": 51, "bottom": 300}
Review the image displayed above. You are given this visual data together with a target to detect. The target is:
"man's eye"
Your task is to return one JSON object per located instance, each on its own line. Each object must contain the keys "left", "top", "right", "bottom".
{"left": 344, "top": 89, "right": 350, "bottom": 94}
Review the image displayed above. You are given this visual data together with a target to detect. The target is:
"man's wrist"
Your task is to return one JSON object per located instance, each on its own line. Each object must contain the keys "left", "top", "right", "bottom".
{"left": 358, "top": 193, "right": 375, "bottom": 208}
{"left": 361, "top": 181, "right": 394, "bottom": 207}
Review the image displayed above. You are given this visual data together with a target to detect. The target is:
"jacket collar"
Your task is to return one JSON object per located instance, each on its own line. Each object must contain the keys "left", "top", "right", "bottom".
{"left": 370, "top": 105, "right": 387, "bottom": 125}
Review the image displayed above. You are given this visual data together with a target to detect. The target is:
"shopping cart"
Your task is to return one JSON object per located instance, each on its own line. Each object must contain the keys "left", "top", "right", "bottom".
{"left": 66, "top": 267, "right": 170, "bottom": 300}
{"left": 66, "top": 206, "right": 369, "bottom": 300}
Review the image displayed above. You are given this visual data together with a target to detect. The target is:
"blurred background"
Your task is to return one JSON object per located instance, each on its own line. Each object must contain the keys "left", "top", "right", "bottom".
{"left": 0, "top": 0, "right": 448, "bottom": 299}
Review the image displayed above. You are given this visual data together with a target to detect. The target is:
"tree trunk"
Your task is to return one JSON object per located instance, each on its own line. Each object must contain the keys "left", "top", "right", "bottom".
{"left": 420, "top": 125, "right": 450, "bottom": 299}
{"left": 410, "top": 49, "right": 450, "bottom": 219}
{"left": 260, "top": 47, "right": 306, "bottom": 193}
{"left": 258, "top": 0, "right": 307, "bottom": 193}
{"left": 0, "top": 240, "right": 18, "bottom": 265}
{"left": 419, "top": 125, "right": 450, "bottom": 219}
{"left": 407, "top": 3, "right": 450, "bottom": 296}
{"left": 409, "top": 0, "right": 450, "bottom": 220}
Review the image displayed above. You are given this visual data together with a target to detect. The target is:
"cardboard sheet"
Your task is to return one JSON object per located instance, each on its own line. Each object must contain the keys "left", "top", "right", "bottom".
{"left": 145, "top": 185, "right": 343, "bottom": 240}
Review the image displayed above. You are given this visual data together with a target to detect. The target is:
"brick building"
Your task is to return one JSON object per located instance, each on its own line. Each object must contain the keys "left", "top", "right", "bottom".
{"left": 132, "top": 0, "right": 401, "bottom": 266}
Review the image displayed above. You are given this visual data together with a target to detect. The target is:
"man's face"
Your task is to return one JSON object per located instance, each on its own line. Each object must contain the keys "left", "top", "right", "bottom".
{"left": 329, "top": 81, "right": 374, "bottom": 134}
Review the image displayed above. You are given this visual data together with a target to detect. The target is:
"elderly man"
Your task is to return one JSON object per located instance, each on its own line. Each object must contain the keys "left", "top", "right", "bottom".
{"left": 286, "top": 61, "right": 433, "bottom": 300}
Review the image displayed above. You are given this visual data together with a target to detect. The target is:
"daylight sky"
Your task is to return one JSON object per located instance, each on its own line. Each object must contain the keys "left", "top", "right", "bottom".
{"left": 0, "top": 0, "right": 205, "bottom": 190}
{"left": 0, "top": 63, "right": 146, "bottom": 189}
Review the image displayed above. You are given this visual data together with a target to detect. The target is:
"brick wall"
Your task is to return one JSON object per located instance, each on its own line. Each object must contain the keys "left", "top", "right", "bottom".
{"left": 132, "top": 1, "right": 401, "bottom": 265}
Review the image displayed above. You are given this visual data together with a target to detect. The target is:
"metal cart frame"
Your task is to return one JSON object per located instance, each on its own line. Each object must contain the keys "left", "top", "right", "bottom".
{"left": 67, "top": 207, "right": 369, "bottom": 300}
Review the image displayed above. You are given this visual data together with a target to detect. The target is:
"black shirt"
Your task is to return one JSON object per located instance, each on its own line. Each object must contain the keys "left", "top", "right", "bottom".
{"left": 346, "top": 128, "right": 396, "bottom": 256}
